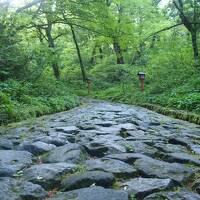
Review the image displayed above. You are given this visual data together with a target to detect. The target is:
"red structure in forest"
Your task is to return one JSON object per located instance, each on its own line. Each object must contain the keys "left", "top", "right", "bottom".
{"left": 138, "top": 72, "right": 146, "bottom": 91}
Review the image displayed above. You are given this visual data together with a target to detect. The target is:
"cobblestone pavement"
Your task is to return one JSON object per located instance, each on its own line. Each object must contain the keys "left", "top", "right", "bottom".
{"left": 1, "top": 99, "right": 200, "bottom": 200}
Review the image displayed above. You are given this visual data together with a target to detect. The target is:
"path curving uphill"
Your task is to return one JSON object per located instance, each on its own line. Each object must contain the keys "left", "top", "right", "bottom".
{"left": 1, "top": 99, "right": 200, "bottom": 200}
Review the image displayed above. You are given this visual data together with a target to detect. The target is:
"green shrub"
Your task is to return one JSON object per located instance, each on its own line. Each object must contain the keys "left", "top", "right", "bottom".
{"left": 0, "top": 79, "right": 79, "bottom": 125}
{"left": 84, "top": 53, "right": 200, "bottom": 115}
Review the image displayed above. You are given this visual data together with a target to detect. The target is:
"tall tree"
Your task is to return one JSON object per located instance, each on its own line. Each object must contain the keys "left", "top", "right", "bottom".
{"left": 70, "top": 24, "right": 87, "bottom": 82}
{"left": 45, "top": 19, "right": 60, "bottom": 79}
{"left": 25, "top": 0, "right": 63, "bottom": 79}
{"left": 173, "top": 0, "right": 200, "bottom": 65}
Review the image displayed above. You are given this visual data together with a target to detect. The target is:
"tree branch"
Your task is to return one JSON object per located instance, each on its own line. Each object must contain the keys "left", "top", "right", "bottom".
{"left": 53, "top": 33, "right": 64, "bottom": 40}
{"left": 173, "top": 0, "right": 193, "bottom": 32}
{"left": 147, "top": 22, "right": 183, "bottom": 39}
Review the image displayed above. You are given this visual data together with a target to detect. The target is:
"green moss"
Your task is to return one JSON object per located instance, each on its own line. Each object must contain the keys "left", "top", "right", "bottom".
{"left": 112, "top": 181, "right": 122, "bottom": 189}
{"left": 138, "top": 103, "right": 200, "bottom": 125}
{"left": 124, "top": 144, "right": 134, "bottom": 153}
{"left": 119, "top": 130, "right": 129, "bottom": 138}
{"left": 73, "top": 164, "right": 87, "bottom": 174}
{"left": 130, "top": 194, "right": 137, "bottom": 200}
{"left": 13, "top": 170, "right": 24, "bottom": 177}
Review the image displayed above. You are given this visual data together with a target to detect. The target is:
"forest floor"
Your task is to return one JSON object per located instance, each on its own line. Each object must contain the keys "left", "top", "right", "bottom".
{"left": 1, "top": 99, "right": 200, "bottom": 200}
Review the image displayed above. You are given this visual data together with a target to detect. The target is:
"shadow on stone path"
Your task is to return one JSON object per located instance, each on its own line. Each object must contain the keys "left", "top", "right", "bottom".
{"left": 1, "top": 99, "right": 200, "bottom": 199}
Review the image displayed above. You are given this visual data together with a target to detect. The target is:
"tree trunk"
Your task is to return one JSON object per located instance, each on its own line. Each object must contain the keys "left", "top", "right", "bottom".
{"left": 173, "top": 0, "right": 199, "bottom": 65}
{"left": 52, "top": 63, "right": 60, "bottom": 80}
{"left": 99, "top": 47, "right": 103, "bottom": 59}
{"left": 70, "top": 25, "right": 87, "bottom": 82}
{"left": 106, "top": 0, "right": 111, "bottom": 6}
{"left": 131, "top": 42, "right": 146, "bottom": 65}
{"left": 191, "top": 31, "right": 199, "bottom": 65}
{"left": 113, "top": 40, "right": 124, "bottom": 64}
{"left": 90, "top": 45, "right": 97, "bottom": 65}
{"left": 45, "top": 22, "right": 60, "bottom": 80}
{"left": 131, "top": 50, "right": 141, "bottom": 65}
{"left": 150, "top": 35, "right": 157, "bottom": 48}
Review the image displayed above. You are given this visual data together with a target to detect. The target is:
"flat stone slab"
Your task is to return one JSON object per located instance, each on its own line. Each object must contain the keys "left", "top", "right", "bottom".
{"left": 24, "top": 163, "right": 76, "bottom": 189}
{"left": 0, "top": 150, "right": 32, "bottom": 177}
{"left": 120, "top": 141, "right": 158, "bottom": 157}
{"left": 134, "top": 157, "right": 196, "bottom": 184}
{"left": 55, "top": 126, "right": 79, "bottom": 134}
{"left": 190, "top": 145, "right": 200, "bottom": 155}
{"left": 84, "top": 142, "right": 109, "bottom": 157}
{"left": 153, "top": 143, "right": 188, "bottom": 153}
{"left": 50, "top": 186, "right": 128, "bottom": 200}
{"left": 144, "top": 189, "right": 200, "bottom": 200}
{"left": 82, "top": 137, "right": 126, "bottom": 155}
{"left": 105, "top": 153, "right": 149, "bottom": 164}
{"left": 77, "top": 122, "right": 98, "bottom": 130}
{"left": 34, "top": 136, "right": 67, "bottom": 146}
{"left": 122, "top": 178, "right": 174, "bottom": 199}
{"left": 168, "top": 137, "right": 191, "bottom": 148}
{"left": 95, "top": 121, "right": 117, "bottom": 127}
{"left": 96, "top": 126, "right": 121, "bottom": 135}
{"left": 0, "top": 139, "right": 14, "bottom": 150}
{"left": 61, "top": 171, "right": 115, "bottom": 191}
{"left": 85, "top": 158, "right": 137, "bottom": 178}
{"left": 20, "top": 141, "right": 56, "bottom": 155}
{"left": 49, "top": 132, "right": 76, "bottom": 143}
{"left": 164, "top": 153, "right": 200, "bottom": 166}
{"left": 42, "top": 144, "right": 87, "bottom": 164}
{"left": 0, "top": 177, "right": 47, "bottom": 200}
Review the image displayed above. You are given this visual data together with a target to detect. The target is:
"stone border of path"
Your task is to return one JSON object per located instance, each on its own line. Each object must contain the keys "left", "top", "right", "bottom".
{"left": 80, "top": 97, "right": 200, "bottom": 125}
{"left": 81, "top": 98, "right": 200, "bottom": 125}
{"left": 138, "top": 103, "right": 200, "bottom": 125}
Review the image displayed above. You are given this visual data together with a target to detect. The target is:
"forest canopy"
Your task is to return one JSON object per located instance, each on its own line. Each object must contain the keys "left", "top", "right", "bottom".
{"left": 0, "top": 0, "right": 200, "bottom": 124}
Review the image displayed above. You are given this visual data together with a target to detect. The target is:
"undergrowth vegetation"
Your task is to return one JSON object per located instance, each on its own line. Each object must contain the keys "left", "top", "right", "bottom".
{"left": 89, "top": 63, "right": 200, "bottom": 115}
{"left": 0, "top": 78, "right": 79, "bottom": 124}
{"left": 70, "top": 38, "right": 200, "bottom": 116}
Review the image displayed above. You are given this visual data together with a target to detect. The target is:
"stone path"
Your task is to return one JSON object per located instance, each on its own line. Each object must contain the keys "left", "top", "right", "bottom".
{"left": 1, "top": 99, "right": 200, "bottom": 200}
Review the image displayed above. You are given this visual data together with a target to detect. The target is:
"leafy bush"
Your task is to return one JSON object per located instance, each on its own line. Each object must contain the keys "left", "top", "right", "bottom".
{"left": 169, "top": 93, "right": 200, "bottom": 112}
{"left": 86, "top": 47, "right": 200, "bottom": 115}
{"left": 90, "top": 64, "right": 131, "bottom": 83}
{"left": 0, "top": 79, "right": 79, "bottom": 125}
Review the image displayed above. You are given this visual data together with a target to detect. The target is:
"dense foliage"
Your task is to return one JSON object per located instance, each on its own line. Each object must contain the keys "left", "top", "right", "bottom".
{"left": 0, "top": 0, "right": 200, "bottom": 124}
{"left": 0, "top": 78, "right": 78, "bottom": 124}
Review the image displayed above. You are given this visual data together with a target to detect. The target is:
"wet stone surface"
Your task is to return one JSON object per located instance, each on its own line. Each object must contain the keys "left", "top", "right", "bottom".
{"left": 51, "top": 186, "right": 129, "bottom": 200}
{"left": 1, "top": 99, "right": 200, "bottom": 199}
{"left": 122, "top": 177, "right": 174, "bottom": 199}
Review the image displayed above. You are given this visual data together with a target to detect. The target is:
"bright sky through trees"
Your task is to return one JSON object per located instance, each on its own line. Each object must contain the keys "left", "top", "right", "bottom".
{"left": 160, "top": 0, "right": 170, "bottom": 7}
{"left": 0, "top": 0, "right": 26, "bottom": 7}
{"left": 1, "top": 0, "right": 171, "bottom": 8}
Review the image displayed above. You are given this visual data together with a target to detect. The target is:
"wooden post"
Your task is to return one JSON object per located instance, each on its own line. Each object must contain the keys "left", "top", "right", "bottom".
{"left": 137, "top": 72, "right": 146, "bottom": 92}
{"left": 140, "top": 79, "right": 144, "bottom": 91}
{"left": 87, "top": 79, "right": 92, "bottom": 95}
